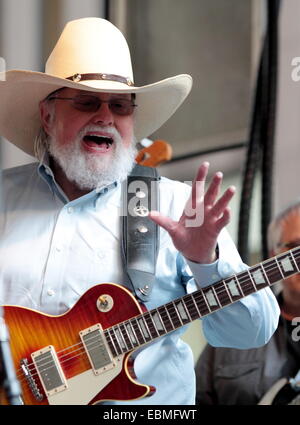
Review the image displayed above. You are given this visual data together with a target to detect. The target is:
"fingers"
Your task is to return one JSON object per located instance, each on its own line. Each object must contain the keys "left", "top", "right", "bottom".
{"left": 194, "top": 161, "right": 210, "bottom": 183}
{"left": 190, "top": 162, "right": 209, "bottom": 206}
{"left": 148, "top": 211, "right": 177, "bottom": 234}
{"left": 211, "top": 186, "right": 236, "bottom": 219}
{"left": 189, "top": 162, "right": 233, "bottom": 213}
{"left": 204, "top": 171, "right": 223, "bottom": 207}
{"left": 215, "top": 206, "right": 231, "bottom": 233}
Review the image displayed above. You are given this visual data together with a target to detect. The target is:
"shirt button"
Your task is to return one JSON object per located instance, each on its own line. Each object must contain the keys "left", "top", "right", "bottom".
{"left": 47, "top": 289, "right": 55, "bottom": 296}
{"left": 222, "top": 263, "right": 231, "bottom": 274}
{"left": 56, "top": 246, "right": 62, "bottom": 252}
{"left": 98, "top": 251, "right": 105, "bottom": 259}
{"left": 67, "top": 207, "right": 73, "bottom": 214}
{"left": 212, "top": 273, "right": 219, "bottom": 280}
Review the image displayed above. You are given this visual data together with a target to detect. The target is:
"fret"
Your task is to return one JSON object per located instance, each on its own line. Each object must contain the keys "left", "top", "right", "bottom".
{"left": 157, "top": 305, "right": 174, "bottom": 332}
{"left": 236, "top": 271, "right": 253, "bottom": 296}
{"left": 125, "top": 321, "right": 139, "bottom": 346}
{"left": 277, "top": 252, "right": 298, "bottom": 278}
{"left": 183, "top": 294, "right": 201, "bottom": 320}
{"left": 259, "top": 262, "right": 271, "bottom": 286}
{"left": 174, "top": 299, "right": 191, "bottom": 323}
{"left": 172, "top": 301, "right": 184, "bottom": 326}
{"left": 274, "top": 257, "right": 285, "bottom": 279}
{"left": 137, "top": 316, "right": 152, "bottom": 341}
{"left": 202, "top": 287, "right": 216, "bottom": 313}
{"left": 114, "top": 325, "right": 128, "bottom": 351}
{"left": 189, "top": 293, "right": 203, "bottom": 319}
{"left": 204, "top": 288, "right": 218, "bottom": 309}
{"left": 290, "top": 251, "right": 300, "bottom": 272}
{"left": 165, "top": 302, "right": 183, "bottom": 328}
{"left": 223, "top": 275, "right": 242, "bottom": 299}
{"left": 144, "top": 313, "right": 160, "bottom": 339}
{"left": 249, "top": 265, "right": 269, "bottom": 289}
{"left": 182, "top": 296, "right": 195, "bottom": 321}
{"left": 193, "top": 289, "right": 211, "bottom": 316}
{"left": 291, "top": 247, "right": 300, "bottom": 270}
{"left": 211, "top": 285, "right": 222, "bottom": 308}
{"left": 264, "top": 257, "right": 283, "bottom": 283}
{"left": 247, "top": 269, "right": 257, "bottom": 291}
{"left": 150, "top": 309, "right": 166, "bottom": 335}
{"left": 119, "top": 323, "right": 134, "bottom": 350}
{"left": 214, "top": 280, "right": 232, "bottom": 307}
{"left": 104, "top": 330, "right": 118, "bottom": 358}
{"left": 102, "top": 246, "right": 300, "bottom": 357}
{"left": 107, "top": 328, "right": 122, "bottom": 356}
{"left": 131, "top": 317, "right": 147, "bottom": 345}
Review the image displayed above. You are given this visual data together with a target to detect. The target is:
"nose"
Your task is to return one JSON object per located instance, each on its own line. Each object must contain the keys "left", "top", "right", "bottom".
{"left": 90, "top": 101, "right": 114, "bottom": 126}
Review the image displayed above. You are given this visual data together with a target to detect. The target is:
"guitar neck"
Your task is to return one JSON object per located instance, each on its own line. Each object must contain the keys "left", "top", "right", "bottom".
{"left": 104, "top": 247, "right": 300, "bottom": 357}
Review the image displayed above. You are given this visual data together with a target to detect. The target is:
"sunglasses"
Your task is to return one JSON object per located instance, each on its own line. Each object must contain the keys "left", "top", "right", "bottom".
{"left": 47, "top": 94, "right": 137, "bottom": 116}
{"left": 277, "top": 239, "right": 300, "bottom": 250}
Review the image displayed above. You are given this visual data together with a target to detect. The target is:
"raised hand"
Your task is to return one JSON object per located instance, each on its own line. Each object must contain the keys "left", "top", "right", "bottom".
{"left": 149, "top": 162, "right": 236, "bottom": 264}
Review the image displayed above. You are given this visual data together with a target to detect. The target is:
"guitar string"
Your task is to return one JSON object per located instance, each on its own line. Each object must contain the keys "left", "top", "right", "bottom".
{"left": 15, "top": 251, "right": 298, "bottom": 383}
{"left": 14, "top": 273, "right": 285, "bottom": 384}
{"left": 14, "top": 251, "right": 299, "bottom": 385}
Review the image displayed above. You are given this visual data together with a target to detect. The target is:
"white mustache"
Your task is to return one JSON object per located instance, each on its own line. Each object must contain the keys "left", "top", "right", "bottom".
{"left": 78, "top": 125, "right": 121, "bottom": 142}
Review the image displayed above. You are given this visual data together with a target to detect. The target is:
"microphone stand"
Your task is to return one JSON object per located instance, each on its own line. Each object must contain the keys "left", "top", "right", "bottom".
{"left": 0, "top": 306, "right": 22, "bottom": 404}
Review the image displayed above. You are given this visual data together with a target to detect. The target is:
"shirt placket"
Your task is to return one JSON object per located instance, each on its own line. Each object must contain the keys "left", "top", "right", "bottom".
{"left": 40, "top": 204, "right": 76, "bottom": 313}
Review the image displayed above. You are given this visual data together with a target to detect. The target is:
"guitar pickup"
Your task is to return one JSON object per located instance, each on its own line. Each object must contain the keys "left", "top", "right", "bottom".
{"left": 80, "top": 324, "right": 115, "bottom": 375}
{"left": 31, "top": 345, "right": 67, "bottom": 397}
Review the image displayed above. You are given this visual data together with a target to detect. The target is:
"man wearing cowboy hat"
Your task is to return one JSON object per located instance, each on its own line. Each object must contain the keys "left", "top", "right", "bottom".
{"left": 0, "top": 18, "right": 279, "bottom": 405}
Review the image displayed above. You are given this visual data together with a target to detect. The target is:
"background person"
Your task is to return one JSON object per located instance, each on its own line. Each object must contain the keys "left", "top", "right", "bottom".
{"left": 195, "top": 200, "right": 300, "bottom": 405}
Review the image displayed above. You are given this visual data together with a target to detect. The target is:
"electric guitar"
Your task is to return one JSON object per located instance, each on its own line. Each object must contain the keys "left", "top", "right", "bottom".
{"left": 135, "top": 139, "right": 172, "bottom": 167}
{"left": 1, "top": 245, "right": 299, "bottom": 405}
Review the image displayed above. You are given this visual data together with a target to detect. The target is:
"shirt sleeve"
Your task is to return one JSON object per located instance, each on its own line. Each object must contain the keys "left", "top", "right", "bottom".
{"left": 182, "top": 228, "right": 280, "bottom": 349}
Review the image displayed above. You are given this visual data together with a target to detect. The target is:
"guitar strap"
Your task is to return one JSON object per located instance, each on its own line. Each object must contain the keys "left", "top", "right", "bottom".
{"left": 121, "top": 163, "right": 160, "bottom": 302}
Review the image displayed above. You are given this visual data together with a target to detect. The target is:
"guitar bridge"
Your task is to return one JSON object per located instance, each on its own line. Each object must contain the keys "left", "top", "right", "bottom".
{"left": 80, "top": 324, "right": 115, "bottom": 375}
{"left": 20, "top": 358, "right": 44, "bottom": 401}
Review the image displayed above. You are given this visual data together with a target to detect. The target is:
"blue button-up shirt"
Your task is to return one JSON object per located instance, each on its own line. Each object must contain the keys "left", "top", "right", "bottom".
{"left": 0, "top": 161, "right": 279, "bottom": 405}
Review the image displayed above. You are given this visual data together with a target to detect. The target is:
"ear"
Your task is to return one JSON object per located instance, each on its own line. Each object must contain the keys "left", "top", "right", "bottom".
{"left": 39, "top": 100, "right": 54, "bottom": 136}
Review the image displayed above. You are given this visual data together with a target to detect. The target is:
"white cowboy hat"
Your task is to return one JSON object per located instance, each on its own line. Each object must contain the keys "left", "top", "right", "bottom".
{"left": 0, "top": 17, "right": 192, "bottom": 157}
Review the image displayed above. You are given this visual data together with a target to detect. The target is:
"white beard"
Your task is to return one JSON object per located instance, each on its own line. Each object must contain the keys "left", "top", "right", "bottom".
{"left": 48, "top": 125, "right": 137, "bottom": 190}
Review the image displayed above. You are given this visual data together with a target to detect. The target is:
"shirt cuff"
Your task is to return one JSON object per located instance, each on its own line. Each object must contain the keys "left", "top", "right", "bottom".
{"left": 185, "top": 258, "right": 221, "bottom": 288}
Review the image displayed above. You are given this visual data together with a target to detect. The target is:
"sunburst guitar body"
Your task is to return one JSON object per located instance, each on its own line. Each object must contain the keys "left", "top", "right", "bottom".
{"left": 2, "top": 242, "right": 300, "bottom": 404}
{"left": 0, "top": 283, "right": 154, "bottom": 405}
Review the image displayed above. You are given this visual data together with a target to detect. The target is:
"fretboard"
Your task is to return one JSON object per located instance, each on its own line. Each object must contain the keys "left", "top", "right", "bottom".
{"left": 104, "top": 246, "right": 300, "bottom": 357}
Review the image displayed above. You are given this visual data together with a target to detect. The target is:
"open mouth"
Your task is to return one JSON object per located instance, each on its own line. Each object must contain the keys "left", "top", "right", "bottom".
{"left": 82, "top": 134, "right": 114, "bottom": 151}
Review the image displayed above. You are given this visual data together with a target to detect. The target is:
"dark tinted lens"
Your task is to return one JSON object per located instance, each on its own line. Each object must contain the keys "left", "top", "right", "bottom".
{"left": 283, "top": 240, "right": 300, "bottom": 250}
{"left": 109, "top": 99, "right": 135, "bottom": 115}
{"left": 72, "top": 95, "right": 100, "bottom": 112}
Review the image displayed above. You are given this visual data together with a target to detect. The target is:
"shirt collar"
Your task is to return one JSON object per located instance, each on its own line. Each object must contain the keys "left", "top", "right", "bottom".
{"left": 37, "top": 152, "right": 119, "bottom": 206}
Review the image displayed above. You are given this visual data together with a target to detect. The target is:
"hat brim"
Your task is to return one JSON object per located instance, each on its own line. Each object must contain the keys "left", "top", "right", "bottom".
{"left": 0, "top": 70, "right": 192, "bottom": 157}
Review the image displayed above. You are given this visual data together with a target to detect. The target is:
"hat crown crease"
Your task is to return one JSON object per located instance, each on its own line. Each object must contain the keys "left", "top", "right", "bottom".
{"left": 45, "top": 18, "right": 134, "bottom": 83}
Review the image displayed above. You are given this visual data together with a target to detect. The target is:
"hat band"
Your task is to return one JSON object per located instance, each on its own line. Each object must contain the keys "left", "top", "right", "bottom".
{"left": 66, "top": 72, "right": 134, "bottom": 86}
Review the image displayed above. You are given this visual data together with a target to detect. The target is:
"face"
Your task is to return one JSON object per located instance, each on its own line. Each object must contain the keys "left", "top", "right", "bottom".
{"left": 275, "top": 210, "right": 300, "bottom": 295}
{"left": 39, "top": 88, "right": 137, "bottom": 190}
